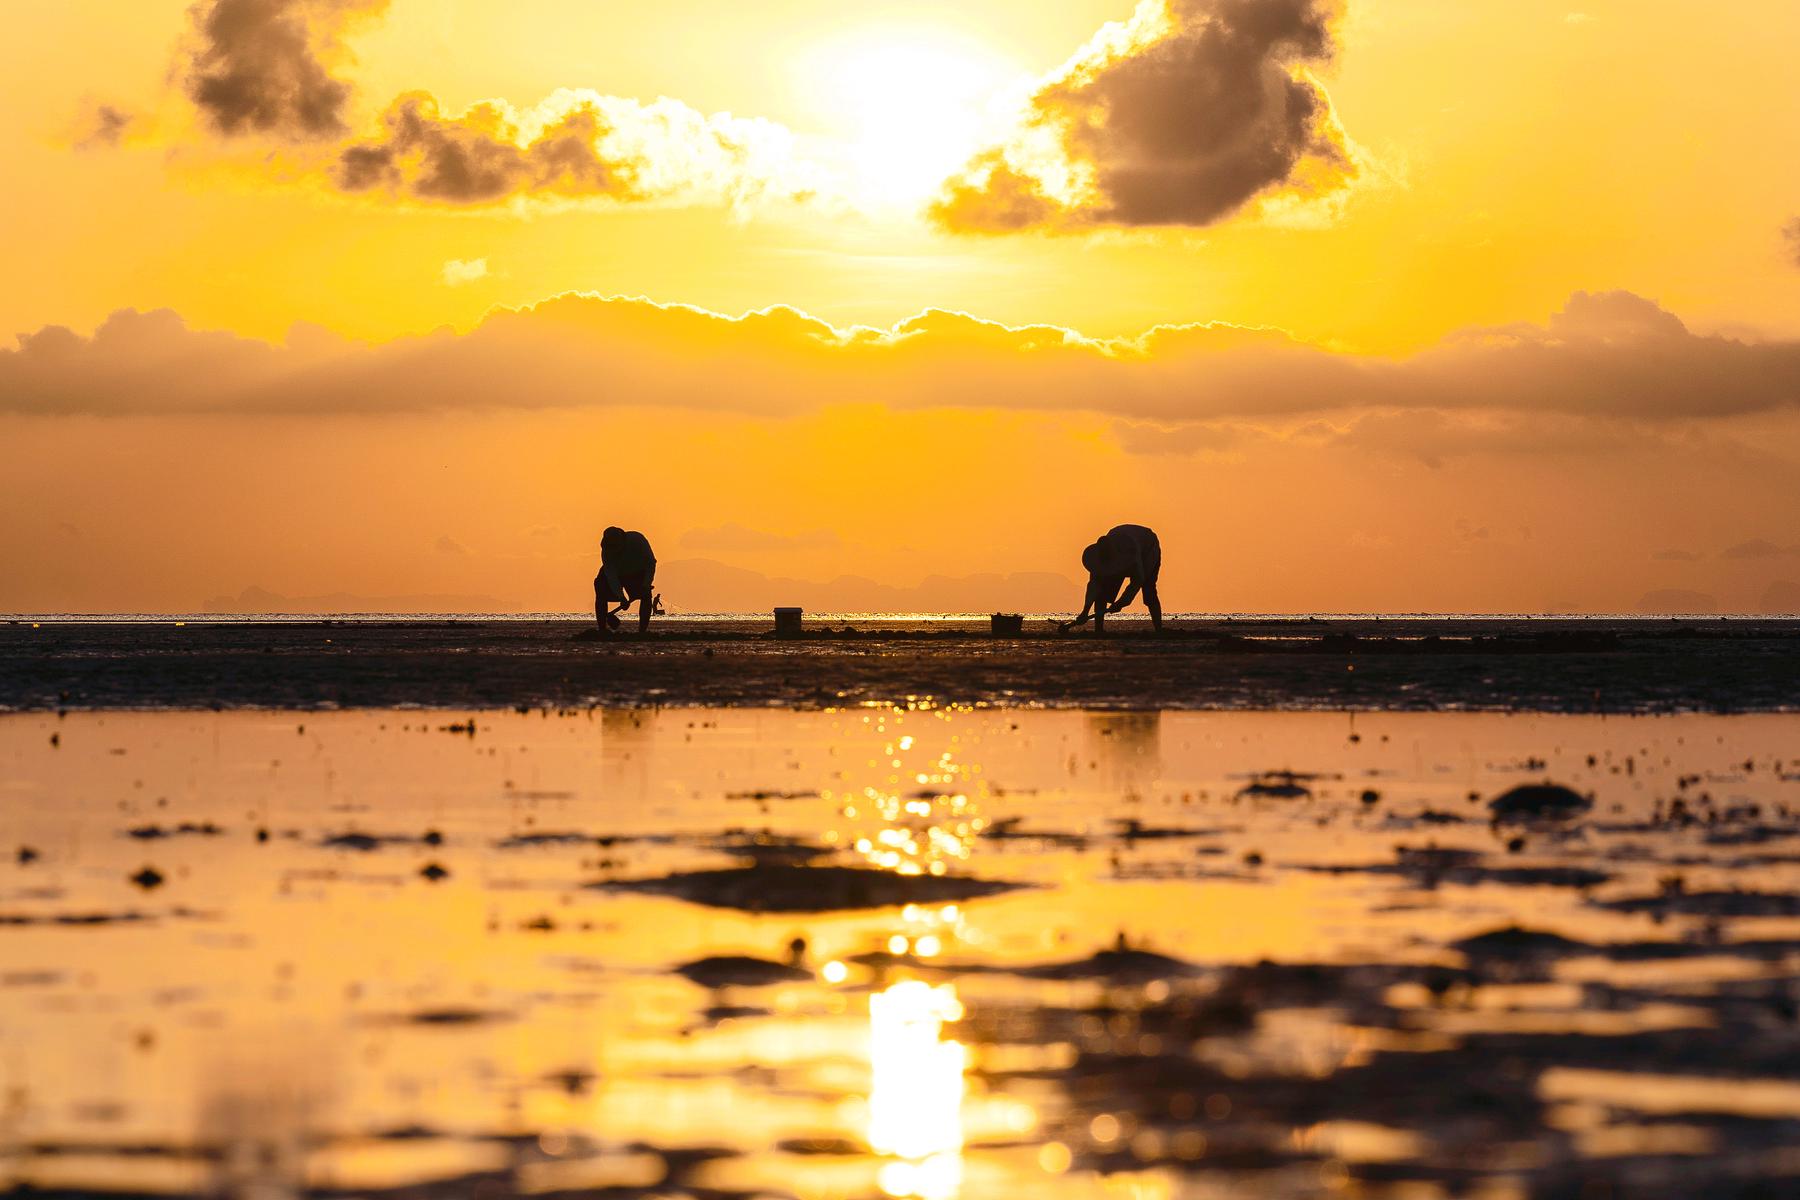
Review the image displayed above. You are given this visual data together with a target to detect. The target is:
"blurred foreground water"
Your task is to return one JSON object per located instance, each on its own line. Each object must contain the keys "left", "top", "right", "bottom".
{"left": 4, "top": 706, "right": 1800, "bottom": 1198}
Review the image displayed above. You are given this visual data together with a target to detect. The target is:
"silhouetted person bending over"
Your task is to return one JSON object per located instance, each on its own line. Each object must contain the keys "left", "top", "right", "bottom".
{"left": 1060, "top": 524, "right": 1163, "bottom": 635}
{"left": 595, "top": 526, "right": 658, "bottom": 634}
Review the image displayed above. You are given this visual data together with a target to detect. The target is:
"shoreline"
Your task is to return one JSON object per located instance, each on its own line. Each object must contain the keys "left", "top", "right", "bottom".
{"left": 5, "top": 617, "right": 1800, "bottom": 714}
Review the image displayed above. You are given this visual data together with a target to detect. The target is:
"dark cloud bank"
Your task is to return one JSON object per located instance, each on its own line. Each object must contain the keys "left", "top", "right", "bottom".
{"left": 335, "top": 91, "right": 627, "bottom": 203}
{"left": 174, "top": 0, "right": 805, "bottom": 209}
{"left": 935, "top": 0, "right": 1356, "bottom": 231}
{"left": 168, "top": 0, "right": 1364, "bottom": 223}
{"left": 183, "top": 0, "right": 388, "bottom": 140}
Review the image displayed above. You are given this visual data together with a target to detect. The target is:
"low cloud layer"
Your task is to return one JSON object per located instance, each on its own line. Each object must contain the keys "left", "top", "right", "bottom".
{"left": 1722, "top": 538, "right": 1800, "bottom": 560}
{"left": 934, "top": 0, "right": 1357, "bottom": 231}
{"left": 6, "top": 309, "right": 1799, "bottom": 614}
{"left": 183, "top": 0, "right": 387, "bottom": 140}
{"left": 4, "top": 290, "right": 1796, "bottom": 429}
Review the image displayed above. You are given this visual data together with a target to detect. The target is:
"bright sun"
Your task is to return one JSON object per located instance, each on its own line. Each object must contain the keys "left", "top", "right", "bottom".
{"left": 802, "top": 29, "right": 1026, "bottom": 210}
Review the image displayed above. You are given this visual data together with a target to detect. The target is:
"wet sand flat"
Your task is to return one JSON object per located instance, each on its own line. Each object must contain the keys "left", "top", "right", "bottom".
{"left": 5, "top": 617, "right": 1800, "bottom": 712}
{"left": 5, "top": 706, "right": 1800, "bottom": 1198}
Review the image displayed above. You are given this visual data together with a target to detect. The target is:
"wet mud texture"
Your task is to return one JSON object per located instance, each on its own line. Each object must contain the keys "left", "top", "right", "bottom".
{"left": 6, "top": 617, "right": 1800, "bottom": 711}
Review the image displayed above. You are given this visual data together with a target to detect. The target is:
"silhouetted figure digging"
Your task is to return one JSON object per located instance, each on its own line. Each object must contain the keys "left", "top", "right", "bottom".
{"left": 595, "top": 526, "right": 658, "bottom": 634}
{"left": 1059, "top": 524, "right": 1162, "bottom": 635}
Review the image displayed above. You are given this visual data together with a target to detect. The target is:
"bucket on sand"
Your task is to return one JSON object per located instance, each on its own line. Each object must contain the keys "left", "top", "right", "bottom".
{"left": 990, "top": 612, "right": 1024, "bottom": 637}
{"left": 774, "top": 607, "right": 804, "bottom": 638}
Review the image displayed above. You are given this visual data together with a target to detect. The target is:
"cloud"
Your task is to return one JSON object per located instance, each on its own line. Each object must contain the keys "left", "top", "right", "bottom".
{"left": 0, "top": 308, "right": 288, "bottom": 414}
{"left": 680, "top": 524, "right": 841, "bottom": 554}
{"left": 4, "top": 290, "right": 1798, "bottom": 431}
{"left": 1110, "top": 420, "right": 1255, "bottom": 456}
{"left": 441, "top": 258, "right": 488, "bottom": 287}
{"left": 1785, "top": 217, "right": 1800, "bottom": 268}
{"left": 165, "top": 4, "right": 824, "bottom": 213}
{"left": 73, "top": 103, "right": 134, "bottom": 150}
{"left": 933, "top": 0, "right": 1358, "bottom": 231}
{"left": 333, "top": 88, "right": 817, "bottom": 209}
{"left": 182, "top": 0, "right": 387, "bottom": 140}
{"left": 1721, "top": 538, "right": 1800, "bottom": 560}
{"left": 1318, "top": 407, "right": 1673, "bottom": 468}
{"left": 1652, "top": 548, "right": 1700, "bottom": 562}
{"left": 435, "top": 535, "right": 470, "bottom": 556}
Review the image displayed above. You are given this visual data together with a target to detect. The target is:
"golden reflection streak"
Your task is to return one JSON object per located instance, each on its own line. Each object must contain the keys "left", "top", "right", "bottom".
{"left": 838, "top": 712, "right": 983, "bottom": 880}
{"left": 868, "top": 980, "right": 966, "bottom": 1199}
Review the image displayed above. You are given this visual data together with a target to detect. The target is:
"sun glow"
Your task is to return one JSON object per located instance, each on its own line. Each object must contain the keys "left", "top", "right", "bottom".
{"left": 802, "top": 29, "right": 1025, "bottom": 210}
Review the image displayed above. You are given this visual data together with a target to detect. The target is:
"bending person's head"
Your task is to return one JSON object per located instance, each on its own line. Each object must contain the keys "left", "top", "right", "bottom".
{"left": 1084, "top": 533, "right": 1133, "bottom": 577}
{"left": 1080, "top": 541, "right": 1116, "bottom": 604}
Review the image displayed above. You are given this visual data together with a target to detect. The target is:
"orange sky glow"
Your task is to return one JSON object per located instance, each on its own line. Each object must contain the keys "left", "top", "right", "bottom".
{"left": 3, "top": 0, "right": 1799, "bottom": 613}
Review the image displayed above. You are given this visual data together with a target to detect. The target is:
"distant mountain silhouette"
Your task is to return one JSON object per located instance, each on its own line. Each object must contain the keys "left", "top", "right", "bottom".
{"left": 659, "top": 558, "right": 1076, "bottom": 613}
{"left": 1761, "top": 580, "right": 1800, "bottom": 614}
{"left": 1636, "top": 588, "right": 1719, "bottom": 615}
{"left": 204, "top": 586, "right": 513, "bottom": 614}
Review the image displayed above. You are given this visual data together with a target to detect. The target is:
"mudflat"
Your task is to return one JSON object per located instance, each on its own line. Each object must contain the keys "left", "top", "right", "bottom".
{"left": 4, "top": 616, "right": 1799, "bottom": 711}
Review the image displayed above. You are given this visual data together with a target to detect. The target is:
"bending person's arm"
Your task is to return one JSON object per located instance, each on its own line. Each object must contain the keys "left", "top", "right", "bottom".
{"left": 595, "top": 566, "right": 627, "bottom": 630}
{"left": 1078, "top": 576, "right": 1125, "bottom": 629}
{"left": 1064, "top": 580, "right": 1105, "bottom": 629}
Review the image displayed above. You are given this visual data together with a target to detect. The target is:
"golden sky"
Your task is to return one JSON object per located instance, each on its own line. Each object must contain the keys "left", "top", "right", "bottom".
{"left": 3, "top": 0, "right": 1800, "bottom": 613}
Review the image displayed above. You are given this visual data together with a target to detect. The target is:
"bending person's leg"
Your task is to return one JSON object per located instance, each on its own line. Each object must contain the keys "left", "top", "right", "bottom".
{"left": 595, "top": 576, "right": 615, "bottom": 635}
{"left": 637, "top": 570, "right": 656, "bottom": 632}
{"left": 1093, "top": 576, "right": 1123, "bottom": 636}
{"left": 1143, "top": 539, "right": 1164, "bottom": 632}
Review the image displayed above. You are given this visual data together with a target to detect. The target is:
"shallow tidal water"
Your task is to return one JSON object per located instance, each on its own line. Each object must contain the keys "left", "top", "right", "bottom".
{"left": 4, "top": 706, "right": 1800, "bottom": 1199}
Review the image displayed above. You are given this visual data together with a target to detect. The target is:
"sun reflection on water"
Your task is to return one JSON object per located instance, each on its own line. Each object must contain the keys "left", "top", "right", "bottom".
{"left": 834, "top": 712, "right": 984, "bottom": 879}
{"left": 869, "top": 980, "right": 967, "bottom": 1199}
